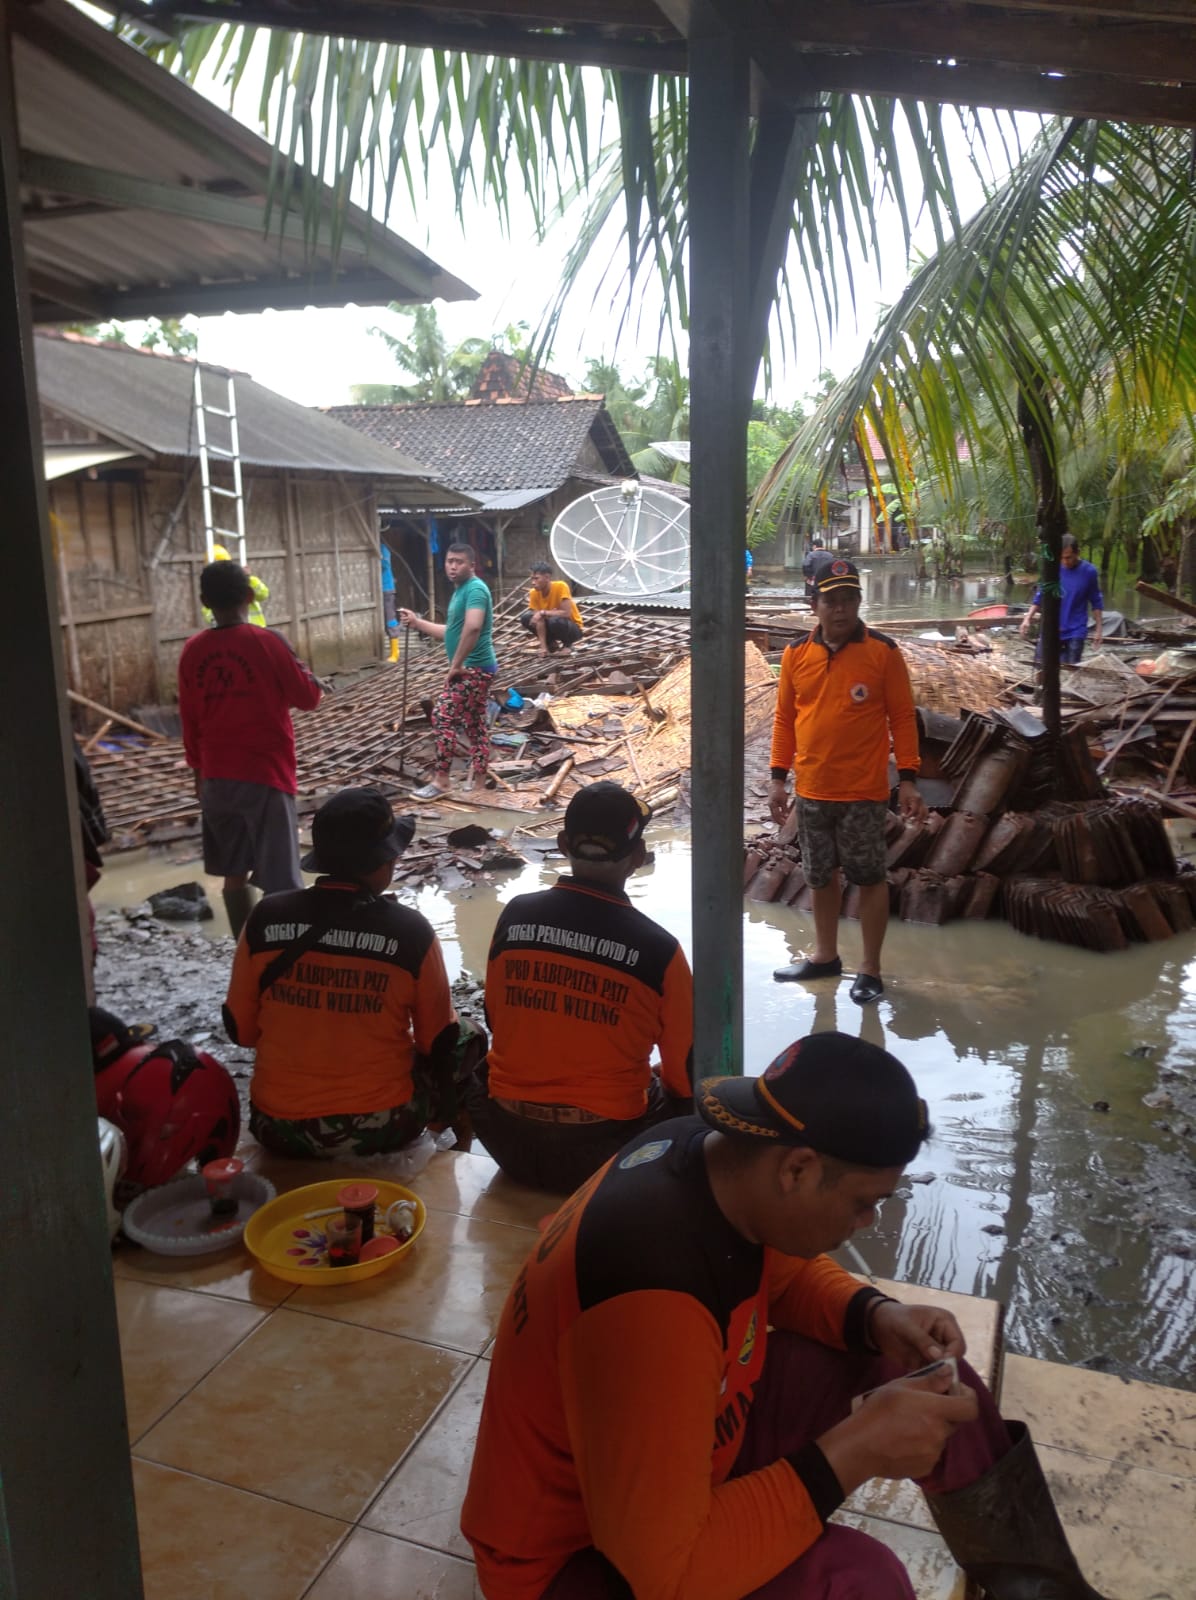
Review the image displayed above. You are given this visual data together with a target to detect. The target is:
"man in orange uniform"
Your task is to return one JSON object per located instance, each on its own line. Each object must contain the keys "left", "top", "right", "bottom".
{"left": 223, "top": 787, "right": 460, "bottom": 1158}
{"left": 461, "top": 1034, "right": 1108, "bottom": 1600}
{"left": 468, "top": 782, "right": 692, "bottom": 1192}
{"left": 768, "top": 558, "right": 925, "bottom": 1003}
{"left": 521, "top": 561, "right": 583, "bottom": 655}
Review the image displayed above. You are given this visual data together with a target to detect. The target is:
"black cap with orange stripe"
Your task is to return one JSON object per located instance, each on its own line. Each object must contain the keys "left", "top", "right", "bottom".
{"left": 696, "top": 1032, "right": 928, "bottom": 1168}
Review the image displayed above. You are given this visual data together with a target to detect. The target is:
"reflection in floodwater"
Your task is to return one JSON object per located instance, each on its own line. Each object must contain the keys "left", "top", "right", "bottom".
{"left": 429, "top": 835, "right": 1196, "bottom": 1390}
{"left": 762, "top": 560, "right": 1178, "bottom": 627}
{"left": 93, "top": 828, "right": 1196, "bottom": 1389}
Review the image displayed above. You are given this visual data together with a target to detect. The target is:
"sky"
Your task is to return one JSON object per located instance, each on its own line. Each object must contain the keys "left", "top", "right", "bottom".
{"left": 110, "top": 22, "right": 1034, "bottom": 411}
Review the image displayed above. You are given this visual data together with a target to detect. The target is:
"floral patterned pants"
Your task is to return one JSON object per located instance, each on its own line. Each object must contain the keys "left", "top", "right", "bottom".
{"left": 432, "top": 667, "right": 494, "bottom": 778}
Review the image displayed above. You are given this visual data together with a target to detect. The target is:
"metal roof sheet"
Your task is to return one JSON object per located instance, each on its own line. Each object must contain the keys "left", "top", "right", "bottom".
{"left": 15, "top": 0, "right": 477, "bottom": 323}
{"left": 44, "top": 444, "right": 138, "bottom": 480}
{"left": 36, "top": 333, "right": 478, "bottom": 506}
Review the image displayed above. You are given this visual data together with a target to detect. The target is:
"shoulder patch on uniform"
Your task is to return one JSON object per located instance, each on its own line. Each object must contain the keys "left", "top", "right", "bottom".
{"left": 618, "top": 1139, "right": 673, "bottom": 1170}
{"left": 866, "top": 628, "right": 898, "bottom": 649}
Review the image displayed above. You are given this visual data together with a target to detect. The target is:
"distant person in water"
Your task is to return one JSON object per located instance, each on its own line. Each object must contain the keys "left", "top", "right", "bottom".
{"left": 1019, "top": 535, "right": 1103, "bottom": 664}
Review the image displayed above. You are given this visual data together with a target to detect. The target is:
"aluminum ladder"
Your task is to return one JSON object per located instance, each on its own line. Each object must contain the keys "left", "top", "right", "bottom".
{"left": 193, "top": 365, "right": 246, "bottom": 563}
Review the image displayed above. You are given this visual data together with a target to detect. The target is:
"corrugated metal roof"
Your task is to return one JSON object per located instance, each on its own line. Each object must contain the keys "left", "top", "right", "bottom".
{"left": 15, "top": 0, "right": 476, "bottom": 323}
{"left": 450, "top": 487, "right": 559, "bottom": 513}
{"left": 36, "top": 333, "right": 478, "bottom": 506}
{"left": 44, "top": 444, "right": 137, "bottom": 480}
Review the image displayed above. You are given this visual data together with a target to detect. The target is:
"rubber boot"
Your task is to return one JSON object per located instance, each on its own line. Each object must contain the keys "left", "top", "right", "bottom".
{"left": 924, "top": 1422, "right": 1107, "bottom": 1599}
{"left": 388, "top": 636, "right": 400, "bottom": 663}
{"left": 222, "top": 885, "right": 257, "bottom": 941}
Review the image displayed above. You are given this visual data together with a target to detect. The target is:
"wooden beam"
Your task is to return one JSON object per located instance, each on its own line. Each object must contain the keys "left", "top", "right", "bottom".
{"left": 773, "top": 3, "right": 1196, "bottom": 89}
{"left": 142, "top": 0, "right": 688, "bottom": 71}
{"left": 790, "top": 51, "right": 1196, "bottom": 129}
{"left": 689, "top": 0, "right": 749, "bottom": 1078}
{"left": 0, "top": 0, "right": 144, "bottom": 1584}
{"left": 29, "top": 270, "right": 419, "bottom": 322}
{"left": 1136, "top": 580, "right": 1196, "bottom": 620}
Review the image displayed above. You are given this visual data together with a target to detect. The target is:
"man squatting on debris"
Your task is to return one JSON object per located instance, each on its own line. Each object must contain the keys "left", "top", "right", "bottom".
{"left": 769, "top": 558, "right": 926, "bottom": 1005}
{"left": 462, "top": 1033, "right": 1107, "bottom": 1600}
{"left": 223, "top": 787, "right": 463, "bottom": 1159}
{"left": 521, "top": 561, "right": 584, "bottom": 655}
{"left": 467, "top": 781, "right": 693, "bottom": 1194}
{"left": 399, "top": 542, "right": 498, "bottom": 798}
{"left": 178, "top": 559, "right": 323, "bottom": 938}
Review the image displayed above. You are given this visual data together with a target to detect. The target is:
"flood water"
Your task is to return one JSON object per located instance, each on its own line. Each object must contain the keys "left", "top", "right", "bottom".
{"left": 761, "top": 559, "right": 1178, "bottom": 628}
{"left": 94, "top": 825, "right": 1196, "bottom": 1391}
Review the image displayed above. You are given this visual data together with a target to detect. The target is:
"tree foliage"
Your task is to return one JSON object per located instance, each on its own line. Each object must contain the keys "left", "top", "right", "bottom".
{"left": 66, "top": 316, "right": 199, "bottom": 356}
{"left": 753, "top": 120, "right": 1196, "bottom": 563}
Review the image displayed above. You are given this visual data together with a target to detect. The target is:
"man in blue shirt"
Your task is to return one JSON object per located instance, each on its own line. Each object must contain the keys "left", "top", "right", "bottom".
{"left": 400, "top": 543, "right": 498, "bottom": 796}
{"left": 380, "top": 541, "right": 399, "bottom": 662}
{"left": 1020, "top": 536, "right": 1104, "bottom": 664}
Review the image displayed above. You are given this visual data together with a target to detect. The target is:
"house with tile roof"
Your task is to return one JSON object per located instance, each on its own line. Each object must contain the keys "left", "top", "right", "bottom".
{"left": 327, "top": 392, "right": 637, "bottom": 609}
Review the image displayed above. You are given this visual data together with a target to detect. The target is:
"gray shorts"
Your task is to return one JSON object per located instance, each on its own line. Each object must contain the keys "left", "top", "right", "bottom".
{"left": 201, "top": 778, "right": 302, "bottom": 893}
{"left": 796, "top": 797, "right": 889, "bottom": 889}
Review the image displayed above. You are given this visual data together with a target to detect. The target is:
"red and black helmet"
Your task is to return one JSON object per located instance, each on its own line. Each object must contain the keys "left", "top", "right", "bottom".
{"left": 94, "top": 1039, "right": 240, "bottom": 1193}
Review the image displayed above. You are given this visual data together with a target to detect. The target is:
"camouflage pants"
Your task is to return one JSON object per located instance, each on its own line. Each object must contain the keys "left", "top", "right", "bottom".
{"left": 249, "top": 1019, "right": 488, "bottom": 1159}
{"left": 432, "top": 667, "right": 495, "bottom": 778}
{"left": 795, "top": 796, "right": 889, "bottom": 889}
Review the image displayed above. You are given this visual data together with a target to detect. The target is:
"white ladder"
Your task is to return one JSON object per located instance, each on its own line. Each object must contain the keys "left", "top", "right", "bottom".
{"left": 193, "top": 365, "right": 246, "bottom": 563}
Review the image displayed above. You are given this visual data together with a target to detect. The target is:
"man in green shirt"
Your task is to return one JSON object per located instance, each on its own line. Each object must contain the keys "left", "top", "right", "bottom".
{"left": 400, "top": 542, "right": 498, "bottom": 797}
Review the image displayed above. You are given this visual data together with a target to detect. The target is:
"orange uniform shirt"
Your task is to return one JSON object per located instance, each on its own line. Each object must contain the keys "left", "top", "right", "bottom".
{"left": 461, "top": 1118, "right": 882, "bottom": 1600}
{"left": 528, "top": 580, "right": 583, "bottom": 629}
{"left": 223, "top": 881, "right": 456, "bottom": 1119}
{"left": 484, "top": 878, "right": 693, "bottom": 1118}
{"left": 770, "top": 624, "right": 920, "bottom": 802}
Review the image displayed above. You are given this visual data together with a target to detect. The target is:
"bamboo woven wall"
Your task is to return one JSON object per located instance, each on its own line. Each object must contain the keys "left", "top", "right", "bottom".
{"left": 53, "top": 461, "right": 384, "bottom": 716}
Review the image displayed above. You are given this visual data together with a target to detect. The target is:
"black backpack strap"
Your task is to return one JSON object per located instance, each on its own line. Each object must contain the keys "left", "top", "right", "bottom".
{"left": 257, "top": 898, "right": 356, "bottom": 994}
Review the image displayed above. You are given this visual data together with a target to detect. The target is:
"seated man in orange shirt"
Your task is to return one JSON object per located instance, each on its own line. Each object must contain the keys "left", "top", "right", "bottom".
{"left": 462, "top": 1034, "right": 1107, "bottom": 1600}
{"left": 520, "top": 561, "right": 583, "bottom": 655}
{"left": 467, "top": 781, "right": 693, "bottom": 1193}
{"left": 223, "top": 787, "right": 461, "bottom": 1158}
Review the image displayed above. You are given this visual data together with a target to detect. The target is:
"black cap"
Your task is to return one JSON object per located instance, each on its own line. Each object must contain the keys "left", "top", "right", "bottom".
{"left": 562, "top": 781, "right": 650, "bottom": 862}
{"left": 301, "top": 788, "right": 415, "bottom": 877}
{"left": 813, "top": 557, "right": 862, "bottom": 596}
{"left": 697, "top": 1032, "right": 928, "bottom": 1167}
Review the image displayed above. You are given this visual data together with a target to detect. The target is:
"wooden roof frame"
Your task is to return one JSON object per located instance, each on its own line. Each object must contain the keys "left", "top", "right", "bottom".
{"left": 129, "top": 0, "right": 1196, "bottom": 127}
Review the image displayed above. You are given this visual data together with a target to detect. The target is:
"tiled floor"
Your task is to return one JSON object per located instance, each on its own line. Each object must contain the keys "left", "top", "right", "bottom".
{"left": 112, "top": 1146, "right": 1195, "bottom": 1599}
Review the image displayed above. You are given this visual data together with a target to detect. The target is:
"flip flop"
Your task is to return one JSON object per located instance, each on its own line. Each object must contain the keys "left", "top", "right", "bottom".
{"left": 410, "top": 782, "right": 445, "bottom": 800}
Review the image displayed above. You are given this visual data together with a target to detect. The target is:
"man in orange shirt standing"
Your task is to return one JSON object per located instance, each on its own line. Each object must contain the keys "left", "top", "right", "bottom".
{"left": 521, "top": 561, "right": 583, "bottom": 655}
{"left": 768, "top": 559, "right": 925, "bottom": 1004}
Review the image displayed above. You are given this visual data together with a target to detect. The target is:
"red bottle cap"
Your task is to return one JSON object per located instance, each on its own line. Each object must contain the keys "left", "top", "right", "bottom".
{"left": 359, "top": 1235, "right": 401, "bottom": 1261}
{"left": 337, "top": 1182, "right": 379, "bottom": 1210}
{"left": 202, "top": 1158, "right": 244, "bottom": 1184}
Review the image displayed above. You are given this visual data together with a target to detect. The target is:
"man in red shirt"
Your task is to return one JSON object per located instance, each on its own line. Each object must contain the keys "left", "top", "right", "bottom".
{"left": 179, "top": 560, "right": 322, "bottom": 936}
{"left": 768, "top": 558, "right": 925, "bottom": 1004}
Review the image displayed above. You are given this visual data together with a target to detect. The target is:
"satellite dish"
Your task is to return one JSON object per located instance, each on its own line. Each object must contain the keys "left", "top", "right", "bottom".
{"left": 550, "top": 480, "right": 690, "bottom": 597}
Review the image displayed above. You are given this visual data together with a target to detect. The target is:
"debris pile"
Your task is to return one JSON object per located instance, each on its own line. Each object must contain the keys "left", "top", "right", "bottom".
{"left": 746, "top": 706, "right": 1196, "bottom": 951}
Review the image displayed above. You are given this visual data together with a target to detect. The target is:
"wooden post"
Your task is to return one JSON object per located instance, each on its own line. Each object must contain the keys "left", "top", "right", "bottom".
{"left": 0, "top": 1, "right": 144, "bottom": 1588}
{"left": 426, "top": 520, "right": 437, "bottom": 622}
{"left": 281, "top": 469, "right": 302, "bottom": 653}
{"left": 689, "top": 0, "right": 750, "bottom": 1079}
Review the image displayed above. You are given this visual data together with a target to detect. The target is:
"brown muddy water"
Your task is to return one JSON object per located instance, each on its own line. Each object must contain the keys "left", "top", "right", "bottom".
{"left": 92, "top": 822, "right": 1196, "bottom": 1392}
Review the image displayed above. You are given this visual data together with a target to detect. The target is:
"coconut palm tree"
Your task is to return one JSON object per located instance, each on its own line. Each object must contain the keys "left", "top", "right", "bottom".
{"left": 754, "top": 118, "right": 1196, "bottom": 732}
{"left": 123, "top": 22, "right": 1023, "bottom": 373}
